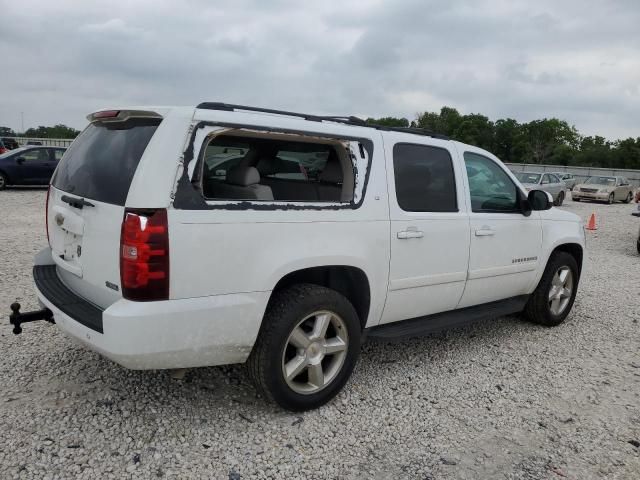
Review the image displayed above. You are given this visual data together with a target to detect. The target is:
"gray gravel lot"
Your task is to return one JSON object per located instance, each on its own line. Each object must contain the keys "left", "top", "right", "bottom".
{"left": 1, "top": 188, "right": 639, "bottom": 479}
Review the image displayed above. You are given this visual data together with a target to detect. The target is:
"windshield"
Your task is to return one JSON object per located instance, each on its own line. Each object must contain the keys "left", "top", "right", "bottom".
{"left": 585, "top": 176, "right": 616, "bottom": 186}
{"left": 515, "top": 172, "right": 541, "bottom": 184}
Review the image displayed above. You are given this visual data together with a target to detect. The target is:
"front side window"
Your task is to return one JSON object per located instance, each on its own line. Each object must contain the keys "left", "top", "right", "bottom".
{"left": 19, "top": 149, "right": 49, "bottom": 163}
{"left": 392, "top": 143, "right": 457, "bottom": 212}
{"left": 464, "top": 152, "right": 519, "bottom": 213}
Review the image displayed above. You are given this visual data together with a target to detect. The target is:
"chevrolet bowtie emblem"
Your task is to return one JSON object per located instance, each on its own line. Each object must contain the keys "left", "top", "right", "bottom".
{"left": 55, "top": 213, "right": 65, "bottom": 226}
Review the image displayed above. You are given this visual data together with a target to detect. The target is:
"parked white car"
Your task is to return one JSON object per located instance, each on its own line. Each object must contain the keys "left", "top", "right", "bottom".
{"left": 514, "top": 172, "right": 567, "bottom": 206}
{"left": 553, "top": 172, "right": 577, "bottom": 190}
{"left": 10, "top": 103, "right": 586, "bottom": 411}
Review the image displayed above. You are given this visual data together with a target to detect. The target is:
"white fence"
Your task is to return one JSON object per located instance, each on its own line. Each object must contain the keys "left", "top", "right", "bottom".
{"left": 506, "top": 163, "right": 640, "bottom": 188}
{"left": 5, "top": 137, "right": 74, "bottom": 148}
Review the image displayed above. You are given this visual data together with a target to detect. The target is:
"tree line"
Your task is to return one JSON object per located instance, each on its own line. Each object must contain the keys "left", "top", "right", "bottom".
{"left": 2, "top": 107, "right": 639, "bottom": 169}
{"left": 0, "top": 125, "right": 80, "bottom": 139}
{"left": 367, "top": 107, "right": 640, "bottom": 170}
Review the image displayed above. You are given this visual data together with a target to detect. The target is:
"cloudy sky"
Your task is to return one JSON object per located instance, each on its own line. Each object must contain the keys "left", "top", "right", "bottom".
{"left": 1, "top": 0, "right": 639, "bottom": 139}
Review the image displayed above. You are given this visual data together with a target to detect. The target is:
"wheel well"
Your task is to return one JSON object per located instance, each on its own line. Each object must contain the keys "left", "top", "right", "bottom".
{"left": 272, "top": 266, "right": 371, "bottom": 329}
{"left": 552, "top": 243, "right": 583, "bottom": 275}
{"left": 0, "top": 169, "right": 9, "bottom": 182}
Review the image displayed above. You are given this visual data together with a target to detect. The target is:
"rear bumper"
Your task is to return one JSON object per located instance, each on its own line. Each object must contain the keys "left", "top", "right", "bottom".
{"left": 33, "top": 253, "right": 269, "bottom": 370}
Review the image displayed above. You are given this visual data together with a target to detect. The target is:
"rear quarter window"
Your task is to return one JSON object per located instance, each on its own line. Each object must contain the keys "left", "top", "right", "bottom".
{"left": 52, "top": 118, "right": 160, "bottom": 205}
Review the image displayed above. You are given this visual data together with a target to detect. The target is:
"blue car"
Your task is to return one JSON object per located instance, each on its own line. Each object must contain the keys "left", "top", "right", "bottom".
{"left": 0, "top": 146, "right": 66, "bottom": 189}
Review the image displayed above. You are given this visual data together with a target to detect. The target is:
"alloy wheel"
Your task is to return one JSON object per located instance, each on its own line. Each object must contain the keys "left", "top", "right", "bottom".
{"left": 548, "top": 267, "right": 573, "bottom": 316}
{"left": 282, "top": 311, "right": 348, "bottom": 395}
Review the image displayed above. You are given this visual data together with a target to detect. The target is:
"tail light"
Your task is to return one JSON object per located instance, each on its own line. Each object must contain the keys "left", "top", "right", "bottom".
{"left": 120, "top": 209, "right": 169, "bottom": 301}
{"left": 45, "top": 185, "right": 51, "bottom": 246}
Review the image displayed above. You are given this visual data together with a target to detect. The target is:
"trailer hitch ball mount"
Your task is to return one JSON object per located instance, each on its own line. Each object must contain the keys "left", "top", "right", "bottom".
{"left": 9, "top": 302, "right": 55, "bottom": 335}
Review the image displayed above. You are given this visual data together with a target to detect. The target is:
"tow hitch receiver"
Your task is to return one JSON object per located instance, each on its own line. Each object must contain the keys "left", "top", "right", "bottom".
{"left": 9, "top": 302, "right": 54, "bottom": 335}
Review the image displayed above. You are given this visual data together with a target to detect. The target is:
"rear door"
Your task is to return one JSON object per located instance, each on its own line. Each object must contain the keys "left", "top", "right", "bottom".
{"left": 381, "top": 136, "right": 470, "bottom": 324}
{"left": 48, "top": 116, "right": 162, "bottom": 308}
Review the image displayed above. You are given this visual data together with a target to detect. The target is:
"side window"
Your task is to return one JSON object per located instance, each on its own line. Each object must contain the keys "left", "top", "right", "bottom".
{"left": 541, "top": 174, "right": 551, "bottom": 184}
{"left": 549, "top": 174, "right": 560, "bottom": 183}
{"left": 393, "top": 143, "right": 457, "bottom": 212}
{"left": 199, "top": 134, "right": 354, "bottom": 203}
{"left": 53, "top": 149, "right": 65, "bottom": 161}
{"left": 19, "top": 149, "right": 49, "bottom": 162}
{"left": 464, "top": 152, "right": 519, "bottom": 213}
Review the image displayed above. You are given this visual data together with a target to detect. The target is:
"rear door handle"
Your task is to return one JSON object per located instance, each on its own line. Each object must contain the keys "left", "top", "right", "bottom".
{"left": 397, "top": 228, "right": 424, "bottom": 239}
{"left": 475, "top": 226, "right": 495, "bottom": 236}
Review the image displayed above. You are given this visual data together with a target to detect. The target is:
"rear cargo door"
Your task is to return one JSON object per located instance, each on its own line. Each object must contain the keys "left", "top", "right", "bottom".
{"left": 48, "top": 116, "right": 161, "bottom": 309}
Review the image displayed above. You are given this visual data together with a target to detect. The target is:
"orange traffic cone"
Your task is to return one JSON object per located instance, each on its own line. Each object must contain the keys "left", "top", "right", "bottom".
{"left": 586, "top": 213, "right": 597, "bottom": 231}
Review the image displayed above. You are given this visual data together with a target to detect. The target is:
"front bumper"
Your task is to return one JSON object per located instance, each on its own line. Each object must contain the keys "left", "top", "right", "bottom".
{"left": 32, "top": 257, "right": 270, "bottom": 370}
{"left": 572, "top": 191, "right": 610, "bottom": 201}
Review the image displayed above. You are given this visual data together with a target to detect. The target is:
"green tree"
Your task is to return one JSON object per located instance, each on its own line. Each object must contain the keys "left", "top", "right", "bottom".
{"left": 23, "top": 124, "right": 80, "bottom": 139}
{"left": 0, "top": 126, "right": 17, "bottom": 137}
{"left": 523, "top": 119, "right": 579, "bottom": 164}
{"left": 452, "top": 114, "right": 494, "bottom": 151}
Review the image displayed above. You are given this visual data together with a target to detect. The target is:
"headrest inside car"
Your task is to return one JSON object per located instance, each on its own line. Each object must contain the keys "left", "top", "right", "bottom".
{"left": 226, "top": 166, "right": 260, "bottom": 186}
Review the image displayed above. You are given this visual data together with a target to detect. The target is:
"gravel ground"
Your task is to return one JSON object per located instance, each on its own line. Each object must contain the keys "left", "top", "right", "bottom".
{"left": 1, "top": 188, "right": 639, "bottom": 480}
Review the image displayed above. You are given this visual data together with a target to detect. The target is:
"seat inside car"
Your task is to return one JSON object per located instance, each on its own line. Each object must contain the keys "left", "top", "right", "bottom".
{"left": 213, "top": 166, "right": 274, "bottom": 200}
{"left": 316, "top": 152, "right": 345, "bottom": 202}
{"left": 256, "top": 157, "right": 320, "bottom": 201}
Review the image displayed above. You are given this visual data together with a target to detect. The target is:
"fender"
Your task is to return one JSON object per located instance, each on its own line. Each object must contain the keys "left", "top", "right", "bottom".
{"left": 528, "top": 219, "right": 585, "bottom": 292}
{"left": 265, "top": 254, "right": 386, "bottom": 328}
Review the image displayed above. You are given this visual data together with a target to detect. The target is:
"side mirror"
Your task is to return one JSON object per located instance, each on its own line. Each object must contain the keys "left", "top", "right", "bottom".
{"left": 528, "top": 189, "right": 553, "bottom": 211}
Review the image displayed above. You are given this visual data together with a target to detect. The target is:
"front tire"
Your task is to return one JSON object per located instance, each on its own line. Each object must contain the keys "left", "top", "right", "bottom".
{"left": 0, "top": 172, "right": 8, "bottom": 190}
{"left": 247, "top": 284, "right": 361, "bottom": 411}
{"left": 624, "top": 192, "right": 633, "bottom": 203}
{"left": 523, "top": 251, "right": 579, "bottom": 327}
{"left": 607, "top": 193, "right": 614, "bottom": 204}
{"left": 555, "top": 191, "right": 564, "bottom": 206}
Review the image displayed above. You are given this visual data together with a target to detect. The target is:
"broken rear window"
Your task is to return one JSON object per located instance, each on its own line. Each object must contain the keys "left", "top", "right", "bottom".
{"left": 188, "top": 127, "right": 370, "bottom": 205}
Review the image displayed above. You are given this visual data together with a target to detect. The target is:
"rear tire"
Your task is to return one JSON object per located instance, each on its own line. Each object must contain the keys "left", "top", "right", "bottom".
{"left": 0, "top": 172, "right": 8, "bottom": 190}
{"left": 607, "top": 193, "right": 614, "bottom": 204}
{"left": 555, "top": 191, "right": 564, "bottom": 206}
{"left": 246, "top": 284, "right": 361, "bottom": 411}
{"left": 523, "top": 252, "right": 579, "bottom": 327}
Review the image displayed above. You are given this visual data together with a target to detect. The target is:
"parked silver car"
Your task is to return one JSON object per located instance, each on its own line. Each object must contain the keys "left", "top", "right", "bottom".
{"left": 515, "top": 172, "right": 566, "bottom": 206}
{"left": 572, "top": 176, "right": 634, "bottom": 204}
{"left": 553, "top": 172, "right": 577, "bottom": 190}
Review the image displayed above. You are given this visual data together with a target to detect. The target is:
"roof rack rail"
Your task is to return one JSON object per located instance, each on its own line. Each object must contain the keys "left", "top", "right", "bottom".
{"left": 196, "top": 102, "right": 448, "bottom": 140}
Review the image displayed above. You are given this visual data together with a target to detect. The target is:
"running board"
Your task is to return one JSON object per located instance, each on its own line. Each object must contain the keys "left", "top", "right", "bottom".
{"left": 365, "top": 295, "right": 529, "bottom": 341}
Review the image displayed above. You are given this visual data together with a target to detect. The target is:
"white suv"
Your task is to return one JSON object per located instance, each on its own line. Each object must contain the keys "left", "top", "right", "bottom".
{"left": 10, "top": 103, "right": 586, "bottom": 411}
